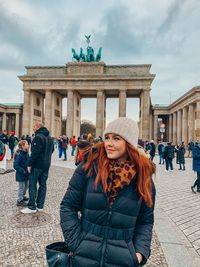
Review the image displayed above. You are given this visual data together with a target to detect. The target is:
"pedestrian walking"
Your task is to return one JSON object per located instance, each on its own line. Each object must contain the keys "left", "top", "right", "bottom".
{"left": 163, "top": 142, "right": 175, "bottom": 172}
{"left": 191, "top": 142, "right": 200, "bottom": 193}
{"left": 178, "top": 143, "right": 186, "bottom": 170}
{"left": 13, "top": 140, "right": 29, "bottom": 207}
{"left": 21, "top": 122, "right": 54, "bottom": 214}
{"left": 60, "top": 117, "right": 156, "bottom": 267}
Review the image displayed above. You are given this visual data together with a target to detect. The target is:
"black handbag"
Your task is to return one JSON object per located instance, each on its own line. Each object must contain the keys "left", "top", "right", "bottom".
{"left": 46, "top": 241, "right": 73, "bottom": 267}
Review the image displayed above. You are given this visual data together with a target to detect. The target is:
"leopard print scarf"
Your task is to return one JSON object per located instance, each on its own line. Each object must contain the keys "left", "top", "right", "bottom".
{"left": 106, "top": 160, "right": 137, "bottom": 207}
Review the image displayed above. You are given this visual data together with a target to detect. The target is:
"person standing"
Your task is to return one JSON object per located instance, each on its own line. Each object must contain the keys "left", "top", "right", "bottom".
{"left": 188, "top": 141, "right": 194, "bottom": 157}
{"left": 57, "top": 136, "right": 63, "bottom": 159}
{"left": 191, "top": 142, "right": 200, "bottom": 193}
{"left": 13, "top": 140, "right": 29, "bottom": 207}
{"left": 61, "top": 135, "right": 68, "bottom": 161}
{"left": 21, "top": 122, "right": 54, "bottom": 213}
{"left": 163, "top": 142, "right": 175, "bottom": 172}
{"left": 178, "top": 142, "right": 186, "bottom": 170}
{"left": 157, "top": 141, "right": 165, "bottom": 164}
{"left": 8, "top": 132, "right": 18, "bottom": 160}
{"left": 60, "top": 117, "right": 156, "bottom": 266}
{"left": 70, "top": 135, "right": 76, "bottom": 156}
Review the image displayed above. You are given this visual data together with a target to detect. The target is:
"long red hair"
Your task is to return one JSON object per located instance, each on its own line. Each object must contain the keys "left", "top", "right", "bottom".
{"left": 82, "top": 142, "right": 155, "bottom": 207}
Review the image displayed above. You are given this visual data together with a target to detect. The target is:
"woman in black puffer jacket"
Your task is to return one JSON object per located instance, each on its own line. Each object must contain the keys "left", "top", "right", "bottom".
{"left": 60, "top": 118, "right": 156, "bottom": 267}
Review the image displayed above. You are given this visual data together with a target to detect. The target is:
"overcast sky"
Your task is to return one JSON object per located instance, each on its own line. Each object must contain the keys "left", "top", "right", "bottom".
{"left": 0, "top": 0, "right": 200, "bottom": 123}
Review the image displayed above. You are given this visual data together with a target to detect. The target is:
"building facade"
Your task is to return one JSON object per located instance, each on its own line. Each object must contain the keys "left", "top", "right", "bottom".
{"left": 1, "top": 62, "right": 198, "bottom": 143}
{"left": 0, "top": 104, "right": 23, "bottom": 137}
{"left": 152, "top": 86, "right": 200, "bottom": 144}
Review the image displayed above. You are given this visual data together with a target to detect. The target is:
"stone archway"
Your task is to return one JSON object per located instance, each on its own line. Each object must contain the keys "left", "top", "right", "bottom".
{"left": 19, "top": 62, "right": 155, "bottom": 139}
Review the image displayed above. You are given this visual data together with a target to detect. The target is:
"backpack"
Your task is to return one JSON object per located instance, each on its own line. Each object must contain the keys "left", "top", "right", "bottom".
{"left": 0, "top": 141, "right": 6, "bottom": 161}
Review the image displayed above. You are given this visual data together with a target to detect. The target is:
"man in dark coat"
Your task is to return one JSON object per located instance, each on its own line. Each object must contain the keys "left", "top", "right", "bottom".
{"left": 191, "top": 142, "right": 200, "bottom": 193}
{"left": 21, "top": 122, "right": 54, "bottom": 213}
{"left": 163, "top": 142, "right": 175, "bottom": 172}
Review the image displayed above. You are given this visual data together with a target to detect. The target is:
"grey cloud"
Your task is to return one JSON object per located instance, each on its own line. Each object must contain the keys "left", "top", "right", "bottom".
{"left": 99, "top": 4, "right": 144, "bottom": 59}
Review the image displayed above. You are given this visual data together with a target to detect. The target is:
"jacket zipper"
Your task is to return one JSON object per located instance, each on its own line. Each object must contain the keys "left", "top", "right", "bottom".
{"left": 100, "top": 210, "right": 112, "bottom": 267}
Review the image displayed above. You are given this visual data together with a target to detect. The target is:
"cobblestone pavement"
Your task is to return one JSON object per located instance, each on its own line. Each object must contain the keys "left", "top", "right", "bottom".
{"left": 0, "top": 157, "right": 168, "bottom": 267}
{"left": 154, "top": 156, "right": 200, "bottom": 258}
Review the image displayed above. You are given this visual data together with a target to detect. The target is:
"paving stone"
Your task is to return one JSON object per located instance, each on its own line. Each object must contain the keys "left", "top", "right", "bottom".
{"left": 154, "top": 156, "right": 200, "bottom": 262}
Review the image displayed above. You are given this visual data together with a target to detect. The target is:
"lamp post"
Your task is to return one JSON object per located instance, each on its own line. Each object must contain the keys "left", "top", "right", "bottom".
{"left": 160, "top": 123, "right": 165, "bottom": 142}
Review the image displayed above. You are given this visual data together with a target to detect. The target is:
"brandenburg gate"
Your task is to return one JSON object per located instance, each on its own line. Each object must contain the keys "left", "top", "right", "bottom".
{"left": 18, "top": 62, "right": 155, "bottom": 139}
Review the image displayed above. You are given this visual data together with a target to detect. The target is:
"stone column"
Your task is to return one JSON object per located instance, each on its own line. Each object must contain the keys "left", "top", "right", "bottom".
{"left": 168, "top": 114, "right": 173, "bottom": 142}
{"left": 22, "top": 90, "right": 31, "bottom": 135}
{"left": 196, "top": 101, "right": 200, "bottom": 140}
{"left": 103, "top": 97, "right": 106, "bottom": 130}
{"left": 96, "top": 90, "right": 105, "bottom": 137}
{"left": 177, "top": 110, "right": 182, "bottom": 144}
{"left": 66, "top": 90, "right": 74, "bottom": 138}
{"left": 45, "top": 90, "right": 52, "bottom": 132}
{"left": 139, "top": 93, "right": 143, "bottom": 139}
{"left": 182, "top": 107, "right": 188, "bottom": 144}
{"left": 73, "top": 91, "right": 81, "bottom": 137}
{"left": 119, "top": 90, "right": 126, "bottom": 117}
{"left": 188, "top": 104, "right": 194, "bottom": 142}
{"left": 15, "top": 113, "right": 20, "bottom": 137}
{"left": 173, "top": 112, "right": 177, "bottom": 144}
{"left": 153, "top": 114, "right": 158, "bottom": 143}
{"left": 140, "top": 90, "right": 150, "bottom": 140}
{"left": 2, "top": 113, "right": 7, "bottom": 131}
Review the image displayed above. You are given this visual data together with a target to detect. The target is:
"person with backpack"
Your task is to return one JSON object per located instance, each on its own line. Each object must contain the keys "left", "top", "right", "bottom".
{"left": 60, "top": 117, "right": 156, "bottom": 267}
{"left": 163, "top": 142, "right": 175, "bottom": 172}
{"left": 13, "top": 140, "right": 29, "bottom": 207}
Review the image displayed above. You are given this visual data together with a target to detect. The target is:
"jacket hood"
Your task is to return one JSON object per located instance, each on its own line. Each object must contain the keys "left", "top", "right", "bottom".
{"left": 35, "top": 127, "right": 49, "bottom": 137}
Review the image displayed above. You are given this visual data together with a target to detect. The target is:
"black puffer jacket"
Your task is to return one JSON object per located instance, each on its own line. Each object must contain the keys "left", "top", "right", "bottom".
{"left": 60, "top": 162, "right": 156, "bottom": 267}
{"left": 28, "top": 127, "right": 54, "bottom": 170}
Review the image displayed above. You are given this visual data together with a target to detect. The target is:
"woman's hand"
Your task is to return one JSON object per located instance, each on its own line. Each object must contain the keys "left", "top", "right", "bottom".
{"left": 136, "top": 252, "right": 143, "bottom": 264}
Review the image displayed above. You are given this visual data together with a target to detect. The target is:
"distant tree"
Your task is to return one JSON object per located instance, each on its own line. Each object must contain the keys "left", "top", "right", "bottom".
{"left": 80, "top": 120, "right": 96, "bottom": 136}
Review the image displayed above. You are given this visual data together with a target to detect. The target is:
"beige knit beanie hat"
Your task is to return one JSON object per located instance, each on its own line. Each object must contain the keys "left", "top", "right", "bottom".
{"left": 103, "top": 117, "right": 139, "bottom": 148}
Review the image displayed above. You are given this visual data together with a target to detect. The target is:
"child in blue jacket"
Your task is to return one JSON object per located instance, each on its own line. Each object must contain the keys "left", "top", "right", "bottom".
{"left": 13, "top": 140, "right": 29, "bottom": 206}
